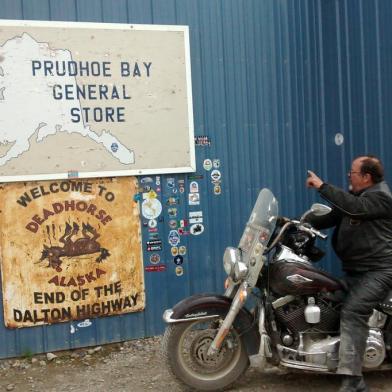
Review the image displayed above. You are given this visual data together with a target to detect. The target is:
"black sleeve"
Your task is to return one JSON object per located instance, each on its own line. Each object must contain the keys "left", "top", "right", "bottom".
{"left": 318, "top": 183, "right": 392, "bottom": 218}
{"left": 305, "top": 208, "right": 342, "bottom": 230}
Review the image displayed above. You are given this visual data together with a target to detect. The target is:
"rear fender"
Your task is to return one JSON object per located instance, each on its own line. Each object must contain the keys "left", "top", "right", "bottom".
{"left": 163, "top": 293, "right": 260, "bottom": 356}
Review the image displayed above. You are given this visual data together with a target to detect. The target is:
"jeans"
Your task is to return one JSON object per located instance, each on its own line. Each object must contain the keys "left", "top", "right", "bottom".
{"left": 337, "top": 269, "right": 392, "bottom": 376}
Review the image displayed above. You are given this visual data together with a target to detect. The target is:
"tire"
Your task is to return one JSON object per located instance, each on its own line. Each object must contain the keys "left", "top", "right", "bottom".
{"left": 161, "top": 316, "right": 249, "bottom": 391}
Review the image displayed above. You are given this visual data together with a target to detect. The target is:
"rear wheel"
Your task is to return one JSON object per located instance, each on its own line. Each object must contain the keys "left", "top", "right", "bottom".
{"left": 162, "top": 316, "right": 249, "bottom": 391}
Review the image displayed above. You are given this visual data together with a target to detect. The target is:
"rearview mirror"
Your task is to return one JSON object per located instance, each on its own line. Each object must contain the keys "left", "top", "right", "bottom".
{"left": 300, "top": 203, "right": 331, "bottom": 223}
{"left": 310, "top": 203, "right": 332, "bottom": 216}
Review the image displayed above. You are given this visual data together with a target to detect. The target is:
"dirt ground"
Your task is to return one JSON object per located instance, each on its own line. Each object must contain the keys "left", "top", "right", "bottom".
{"left": 1, "top": 336, "right": 392, "bottom": 392}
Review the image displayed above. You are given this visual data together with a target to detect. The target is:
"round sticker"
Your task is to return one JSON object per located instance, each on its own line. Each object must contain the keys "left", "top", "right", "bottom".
{"left": 169, "top": 219, "right": 177, "bottom": 229}
{"left": 213, "top": 185, "right": 221, "bottom": 195}
{"left": 203, "top": 159, "right": 212, "bottom": 171}
{"left": 142, "top": 198, "right": 162, "bottom": 220}
{"left": 175, "top": 266, "right": 184, "bottom": 276}
{"left": 174, "top": 255, "right": 184, "bottom": 265}
{"left": 179, "top": 246, "right": 187, "bottom": 256}
{"left": 148, "top": 219, "right": 157, "bottom": 228}
{"left": 211, "top": 170, "right": 221, "bottom": 182}
{"left": 171, "top": 246, "right": 179, "bottom": 256}
{"left": 335, "top": 133, "right": 344, "bottom": 146}
{"left": 190, "top": 223, "right": 205, "bottom": 235}
{"left": 150, "top": 253, "right": 160, "bottom": 264}
{"left": 213, "top": 159, "right": 221, "bottom": 168}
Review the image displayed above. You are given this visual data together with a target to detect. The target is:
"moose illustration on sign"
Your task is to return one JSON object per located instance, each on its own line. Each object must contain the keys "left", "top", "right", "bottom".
{"left": 39, "top": 222, "right": 110, "bottom": 272}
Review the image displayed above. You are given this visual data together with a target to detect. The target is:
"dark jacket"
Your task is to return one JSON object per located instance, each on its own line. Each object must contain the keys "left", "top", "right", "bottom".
{"left": 309, "top": 181, "right": 392, "bottom": 272}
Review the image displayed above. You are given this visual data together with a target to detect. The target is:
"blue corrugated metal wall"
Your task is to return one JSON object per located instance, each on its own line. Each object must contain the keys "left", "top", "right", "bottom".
{"left": 0, "top": 0, "right": 391, "bottom": 358}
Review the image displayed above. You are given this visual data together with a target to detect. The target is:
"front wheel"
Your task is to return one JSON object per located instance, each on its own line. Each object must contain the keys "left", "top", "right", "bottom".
{"left": 162, "top": 317, "right": 249, "bottom": 391}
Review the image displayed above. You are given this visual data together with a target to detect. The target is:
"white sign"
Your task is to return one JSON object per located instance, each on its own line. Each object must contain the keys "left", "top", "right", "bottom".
{"left": 0, "top": 20, "right": 195, "bottom": 182}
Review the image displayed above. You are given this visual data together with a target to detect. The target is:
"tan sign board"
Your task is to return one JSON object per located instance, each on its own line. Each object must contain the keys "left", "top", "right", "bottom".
{"left": 0, "top": 20, "right": 195, "bottom": 182}
{"left": 0, "top": 177, "right": 145, "bottom": 328}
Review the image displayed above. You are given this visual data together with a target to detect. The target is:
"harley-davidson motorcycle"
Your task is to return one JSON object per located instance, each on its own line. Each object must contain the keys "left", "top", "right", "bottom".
{"left": 162, "top": 188, "right": 392, "bottom": 391}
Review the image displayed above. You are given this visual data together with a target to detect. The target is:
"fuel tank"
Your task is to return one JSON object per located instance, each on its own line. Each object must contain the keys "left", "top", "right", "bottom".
{"left": 269, "top": 259, "right": 344, "bottom": 296}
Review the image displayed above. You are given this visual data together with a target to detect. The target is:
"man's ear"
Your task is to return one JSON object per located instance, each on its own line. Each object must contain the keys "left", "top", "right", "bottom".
{"left": 364, "top": 172, "right": 373, "bottom": 184}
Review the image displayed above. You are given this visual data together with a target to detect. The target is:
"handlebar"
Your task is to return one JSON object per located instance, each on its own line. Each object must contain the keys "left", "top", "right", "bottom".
{"left": 266, "top": 218, "right": 327, "bottom": 253}
{"left": 297, "top": 224, "right": 328, "bottom": 240}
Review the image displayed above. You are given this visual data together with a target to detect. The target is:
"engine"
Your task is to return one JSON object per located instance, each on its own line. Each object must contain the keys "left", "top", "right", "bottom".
{"left": 274, "top": 295, "right": 341, "bottom": 339}
{"left": 272, "top": 294, "right": 387, "bottom": 370}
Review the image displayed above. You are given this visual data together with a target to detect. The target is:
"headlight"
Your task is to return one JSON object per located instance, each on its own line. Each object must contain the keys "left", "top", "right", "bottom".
{"left": 223, "top": 247, "right": 248, "bottom": 281}
{"left": 223, "top": 247, "right": 240, "bottom": 276}
{"left": 234, "top": 261, "right": 248, "bottom": 280}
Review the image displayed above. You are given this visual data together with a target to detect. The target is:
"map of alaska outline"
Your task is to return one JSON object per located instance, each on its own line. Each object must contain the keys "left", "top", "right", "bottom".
{"left": 0, "top": 33, "right": 135, "bottom": 167}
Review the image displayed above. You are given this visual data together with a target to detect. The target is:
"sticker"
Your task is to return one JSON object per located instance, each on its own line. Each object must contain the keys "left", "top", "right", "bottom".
{"left": 188, "top": 174, "right": 204, "bottom": 180}
{"left": 147, "top": 245, "right": 162, "bottom": 252}
{"left": 149, "top": 233, "right": 160, "bottom": 240}
{"left": 203, "top": 159, "right": 212, "bottom": 171}
{"left": 169, "top": 219, "right": 178, "bottom": 229}
{"left": 335, "top": 133, "right": 344, "bottom": 146}
{"left": 189, "top": 211, "right": 203, "bottom": 218}
{"left": 156, "top": 187, "right": 161, "bottom": 192}
{"left": 143, "top": 185, "right": 152, "bottom": 192}
{"left": 166, "top": 197, "right": 180, "bottom": 206}
{"left": 179, "top": 185, "right": 185, "bottom": 193}
{"left": 189, "top": 217, "right": 203, "bottom": 224}
{"left": 148, "top": 190, "right": 157, "bottom": 199}
{"left": 146, "top": 240, "right": 162, "bottom": 246}
{"left": 172, "top": 188, "right": 178, "bottom": 194}
{"left": 179, "top": 246, "right": 187, "bottom": 256}
{"left": 141, "top": 177, "right": 153, "bottom": 184}
{"left": 150, "top": 253, "right": 161, "bottom": 264}
{"left": 110, "top": 142, "right": 119, "bottom": 152}
{"left": 167, "top": 178, "right": 175, "bottom": 188}
{"left": 68, "top": 170, "right": 79, "bottom": 178}
{"left": 188, "top": 193, "right": 200, "bottom": 205}
{"left": 213, "top": 159, "right": 221, "bottom": 169}
{"left": 211, "top": 170, "right": 221, "bottom": 182}
{"left": 77, "top": 319, "right": 92, "bottom": 328}
{"left": 148, "top": 219, "right": 157, "bottom": 228}
{"left": 190, "top": 223, "right": 204, "bottom": 235}
{"left": 148, "top": 228, "right": 158, "bottom": 233}
{"left": 146, "top": 240, "right": 162, "bottom": 252}
{"left": 171, "top": 246, "right": 179, "bottom": 256}
{"left": 142, "top": 198, "right": 162, "bottom": 220}
{"left": 133, "top": 193, "right": 142, "bottom": 202}
{"left": 156, "top": 176, "right": 161, "bottom": 186}
{"left": 178, "top": 219, "right": 188, "bottom": 227}
{"left": 145, "top": 265, "right": 166, "bottom": 272}
{"left": 178, "top": 229, "right": 190, "bottom": 236}
{"left": 168, "top": 230, "right": 181, "bottom": 246}
{"left": 195, "top": 136, "right": 211, "bottom": 146}
{"left": 175, "top": 266, "right": 184, "bottom": 276}
{"left": 174, "top": 255, "right": 184, "bottom": 265}
{"left": 168, "top": 208, "right": 178, "bottom": 217}
{"left": 214, "top": 185, "right": 222, "bottom": 195}
{"left": 190, "top": 181, "right": 199, "bottom": 193}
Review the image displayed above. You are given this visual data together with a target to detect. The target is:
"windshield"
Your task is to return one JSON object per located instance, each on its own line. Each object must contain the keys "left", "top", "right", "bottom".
{"left": 238, "top": 188, "right": 278, "bottom": 253}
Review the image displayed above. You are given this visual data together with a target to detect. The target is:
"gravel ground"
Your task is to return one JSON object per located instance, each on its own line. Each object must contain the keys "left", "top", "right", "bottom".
{"left": 0, "top": 336, "right": 391, "bottom": 391}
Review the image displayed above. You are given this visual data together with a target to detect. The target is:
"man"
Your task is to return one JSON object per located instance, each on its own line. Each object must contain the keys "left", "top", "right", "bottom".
{"left": 306, "top": 155, "right": 392, "bottom": 392}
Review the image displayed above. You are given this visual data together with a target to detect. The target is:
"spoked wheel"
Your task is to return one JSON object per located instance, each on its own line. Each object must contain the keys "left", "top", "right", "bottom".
{"left": 162, "top": 317, "right": 249, "bottom": 391}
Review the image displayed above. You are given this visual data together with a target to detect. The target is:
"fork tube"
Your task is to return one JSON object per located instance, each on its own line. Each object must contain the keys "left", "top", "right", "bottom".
{"left": 207, "top": 282, "right": 248, "bottom": 356}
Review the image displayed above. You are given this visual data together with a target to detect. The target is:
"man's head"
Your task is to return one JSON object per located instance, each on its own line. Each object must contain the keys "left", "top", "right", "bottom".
{"left": 348, "top": 155, "right": 384, "bottom": 193}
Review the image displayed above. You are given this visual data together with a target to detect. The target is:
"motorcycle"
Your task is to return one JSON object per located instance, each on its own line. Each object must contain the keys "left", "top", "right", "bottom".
{"left": 162, "top": 188, "right": 392, "bottom": 391}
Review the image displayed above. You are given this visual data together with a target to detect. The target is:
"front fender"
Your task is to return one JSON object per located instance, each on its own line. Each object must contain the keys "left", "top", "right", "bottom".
{"left": 163, "top": 293, "right": 260, "bottom": 356}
